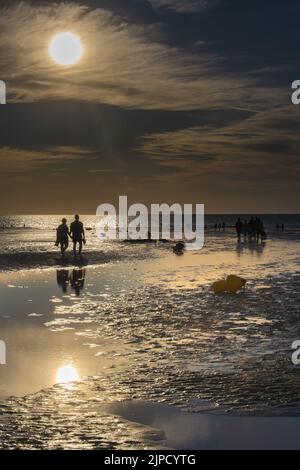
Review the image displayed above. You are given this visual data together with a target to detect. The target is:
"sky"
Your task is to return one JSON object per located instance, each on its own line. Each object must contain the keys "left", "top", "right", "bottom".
{"left": 0, "top": 0, "right": 299, "bottom": 214}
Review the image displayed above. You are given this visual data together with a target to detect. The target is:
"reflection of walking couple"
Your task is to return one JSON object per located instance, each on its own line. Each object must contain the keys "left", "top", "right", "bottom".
{"left": 57, "top": 269, "right": 86, "bottom": 296}
{"left": 55, "top": 214, "right": 86, "bottom": 258}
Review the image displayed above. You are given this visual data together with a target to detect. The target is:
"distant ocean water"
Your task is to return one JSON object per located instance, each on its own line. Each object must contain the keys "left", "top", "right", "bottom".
{"left": 0, "top": 214, "right": 300, "bottom": 230}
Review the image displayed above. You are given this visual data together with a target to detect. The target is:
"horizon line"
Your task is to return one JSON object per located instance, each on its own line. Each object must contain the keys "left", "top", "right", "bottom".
{"left": 1, "top": 212, "right": 300, "bottom": 216}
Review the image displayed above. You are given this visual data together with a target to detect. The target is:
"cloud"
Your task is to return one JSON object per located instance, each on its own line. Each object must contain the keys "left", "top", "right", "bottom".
{"left": 0, "top": 146, "right": 92, "bottom": 178}
{"left": 0, "top": 2, "right": 278, "bottom": 111}
{"left": 148, "top": 0, "right": 218, "bottom": 13}
{"left": 137, "top": 106, "right": 300, "bottom": 189}
{"left": 129, "top": 105, "right": 300, "bottom": 213}
{"left": 0, "top": 1, "right": 297, "bottom": 214}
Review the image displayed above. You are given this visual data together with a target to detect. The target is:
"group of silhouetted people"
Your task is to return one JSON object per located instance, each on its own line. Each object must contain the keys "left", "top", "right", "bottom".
{"left": 55, "top": 214, "right": 86, "bottom": 258}
{"left": 214, "top": 222, "right": 226, "bottom": 232}
{"left": 276, "top": 223, "right": 285, "bottom": 232}
{"left": 235, "top": 217, "right": 266, "bottom": 243}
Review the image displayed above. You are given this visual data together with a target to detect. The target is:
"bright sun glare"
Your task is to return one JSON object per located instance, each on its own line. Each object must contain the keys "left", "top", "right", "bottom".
{"left": 56, "top": 365, "right": 80, "bottom": 384}
{"left": 49, "top": 32, "right": 84, "bottom": 66}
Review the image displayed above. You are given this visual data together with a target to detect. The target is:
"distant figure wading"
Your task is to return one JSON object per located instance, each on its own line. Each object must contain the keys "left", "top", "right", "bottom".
{"left": 235, "top": 216, "right": 266, "bottom": 243}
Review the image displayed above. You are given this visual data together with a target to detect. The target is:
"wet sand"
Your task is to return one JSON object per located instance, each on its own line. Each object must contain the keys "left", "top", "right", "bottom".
{"left": 0, "top": 231, "right": 300, "bottom": 448}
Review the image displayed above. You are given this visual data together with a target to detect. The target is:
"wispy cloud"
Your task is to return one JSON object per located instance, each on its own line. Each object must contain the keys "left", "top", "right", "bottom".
{"left": 138, "top": 106, "right": 300, "bottom": 186}
{"left": 0, "top": 2, "right": 279, "bottom": 111}
{"left": 0, "top": 146, "right": 91, "bottom": 178}
{"left": 0, "top": 1, "right": 297, "bottom": 213}
{"left": 148, "top": 0, "right": 218, "bottom": 13}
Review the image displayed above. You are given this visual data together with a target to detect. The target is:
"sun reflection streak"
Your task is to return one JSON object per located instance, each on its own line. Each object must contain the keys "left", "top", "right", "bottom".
{"left": 56, "top": 364, "right": 80, "bottom": 384}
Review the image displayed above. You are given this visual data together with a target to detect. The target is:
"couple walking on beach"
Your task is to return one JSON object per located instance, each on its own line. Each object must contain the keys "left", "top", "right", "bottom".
{"left": 56, "top": 214, "right": 86, "bottom": 258}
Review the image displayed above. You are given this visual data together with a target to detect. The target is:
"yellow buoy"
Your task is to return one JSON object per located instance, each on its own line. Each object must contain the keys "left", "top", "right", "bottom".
{"left": 226, "top": 275, "right": 246, "bottom": 293}
{"left": 212, "top": 279, "right": 228, "bottom": 294}
{"left": 212, "top": 275, "right": 246, "bottom": 294}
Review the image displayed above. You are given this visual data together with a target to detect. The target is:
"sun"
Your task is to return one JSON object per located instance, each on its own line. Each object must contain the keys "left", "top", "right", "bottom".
{"left": 49, "top": 32, "right": 84, "bottom": 66}
{"left": 56, "top": 364, "right": 80, "bottom": 384}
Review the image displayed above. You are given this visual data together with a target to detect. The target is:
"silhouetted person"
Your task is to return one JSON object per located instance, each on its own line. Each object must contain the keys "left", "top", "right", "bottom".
{"left": 281, "top": 223, "right": 285, "bottom": 232}
{"left": 222, "top": 222, "right": 226, "bottom": 231}
{"left": 249, "top": 217, "right": 255, "bottom": 240}
{"left": 243, "top": 219, "right": 248, "bottom": 240}
{"left": 254, "top": 217, "right": 259, "bottom": 241}
{"left": 255, "top": 217, "right": 265, "bottom": 242}
{"left": 276, "top": 223, "right": 280, "bottom": 232}
{"left": 235, "top": 217, "right": 243, "bottom": 242}
{"left": 56, "top": 269, "right": 69, "bottom": 292}
{"left": 214, "top": 223, "right": 218, "bottom": 231}
{"left": 70, "top": 214, "right": 86, "bottom": 258}
{"left": 218, "top": 223, "right": 221, "bottom": 232}
{"left": 55, "top": 218, "right": 70, "bottom": 256}
{"left": 70, "top": 269, "right": 86, "bottom": 296}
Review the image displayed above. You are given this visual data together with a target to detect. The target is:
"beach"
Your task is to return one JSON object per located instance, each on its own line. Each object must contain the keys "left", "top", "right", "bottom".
{"left": 0, "top": 215, "right": 300, "bottom": 449}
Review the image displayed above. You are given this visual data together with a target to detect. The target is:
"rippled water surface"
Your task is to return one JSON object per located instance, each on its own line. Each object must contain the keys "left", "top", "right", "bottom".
{"left": 0, "top": 217, "right": 300, "bottom": 449}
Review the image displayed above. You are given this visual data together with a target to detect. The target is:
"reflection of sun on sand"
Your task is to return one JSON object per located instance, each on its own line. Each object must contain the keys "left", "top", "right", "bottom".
{"left": 141, "top": 232, "right": 300, "bottom": 291}
{"left": 141, "top": 251, "right": 252, "bottom": 290}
